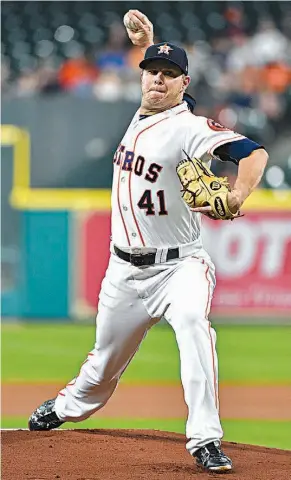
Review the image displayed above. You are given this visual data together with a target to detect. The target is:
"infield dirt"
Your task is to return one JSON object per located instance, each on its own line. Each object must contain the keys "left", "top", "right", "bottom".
{"left": 2, "top": 429, "right": 291, "bottom": 480}
{"left": 2, "top": 383, "right": 291, "bottom": 419}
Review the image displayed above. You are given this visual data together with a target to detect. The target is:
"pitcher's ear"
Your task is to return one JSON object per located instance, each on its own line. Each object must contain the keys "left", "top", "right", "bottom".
{"left": 183, "top": 75, "right": 191, "bottom": 89}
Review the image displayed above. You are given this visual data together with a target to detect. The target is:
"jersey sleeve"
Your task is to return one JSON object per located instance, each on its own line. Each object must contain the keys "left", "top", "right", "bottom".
{"left": 214, "top": 138, "right": 264, "bottom": 164}
{"left": 184, "top": 116, "right": 245, "bottom": 160}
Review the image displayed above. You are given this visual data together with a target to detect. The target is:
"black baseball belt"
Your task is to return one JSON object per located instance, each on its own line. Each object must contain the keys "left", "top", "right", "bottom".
{"left": 114, "top": 245, "right": 179, "bottom": 267}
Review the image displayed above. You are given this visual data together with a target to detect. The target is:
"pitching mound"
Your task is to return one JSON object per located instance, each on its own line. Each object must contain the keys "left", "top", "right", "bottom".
{"left": 2, "top": 429, "right": 291, "bottom": 479}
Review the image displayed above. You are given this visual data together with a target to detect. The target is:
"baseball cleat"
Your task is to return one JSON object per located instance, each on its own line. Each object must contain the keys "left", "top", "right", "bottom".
{"left": 28, "top": 398, "right": 64, "bottom": 431}
{"left": 193, "top": 440, "right": 232, "bottom": 473}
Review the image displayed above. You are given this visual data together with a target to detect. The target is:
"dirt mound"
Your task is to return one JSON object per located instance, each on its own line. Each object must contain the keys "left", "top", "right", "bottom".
{"left": 2, "top": 429, "right": 291, "bottom": 479}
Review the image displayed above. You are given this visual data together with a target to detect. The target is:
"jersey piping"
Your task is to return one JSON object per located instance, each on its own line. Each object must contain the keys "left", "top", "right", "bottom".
{"left": 202, "top": 258, "right": 218, "bottom": 408}
{"left": 117, "top": 157, "right": 131, "bottom": 246}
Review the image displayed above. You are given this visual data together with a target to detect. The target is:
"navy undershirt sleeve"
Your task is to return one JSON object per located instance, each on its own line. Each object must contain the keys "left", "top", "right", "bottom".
{"left": 214, "top": 138, "right": 263, "bottom": 164}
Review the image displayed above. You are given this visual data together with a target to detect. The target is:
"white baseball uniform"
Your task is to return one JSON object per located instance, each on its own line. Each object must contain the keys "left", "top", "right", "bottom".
{"left": 55, "top": 102, "right": 244, "bottom": 454}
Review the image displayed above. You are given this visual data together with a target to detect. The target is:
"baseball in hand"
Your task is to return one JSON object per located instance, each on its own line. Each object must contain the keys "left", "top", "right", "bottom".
{"left": 123, "top": 10, "right": 154, "bottom": 49}
{"left": 123, "top": 12, "right": 139, "bottom": 32}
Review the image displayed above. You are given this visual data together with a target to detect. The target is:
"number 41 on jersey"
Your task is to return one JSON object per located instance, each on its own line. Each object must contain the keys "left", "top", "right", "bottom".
{"left": 138, "top": 190, "right": 168, "bottom": 216}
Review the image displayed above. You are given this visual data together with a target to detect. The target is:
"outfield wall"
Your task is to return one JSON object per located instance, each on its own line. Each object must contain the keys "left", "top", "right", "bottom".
{"left": 1, "top": 198, "right": 291, "bottom": 321}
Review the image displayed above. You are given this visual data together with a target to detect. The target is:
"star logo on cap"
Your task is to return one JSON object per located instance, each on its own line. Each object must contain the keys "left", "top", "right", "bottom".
{"left": 157, "top": 44, "right": 173, "bottom": 55}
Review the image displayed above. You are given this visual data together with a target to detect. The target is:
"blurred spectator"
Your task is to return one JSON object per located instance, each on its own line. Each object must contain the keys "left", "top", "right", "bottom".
{"left": 184, "top": 41, "right": 212, "bottom": 85}
{"left": 226, "top": 34, "right": 253, "bottom": 72}
{"left": 224, "top": 4, "right": 246, "bottom": 37}
{"left": 257, "top": 91, "right": 284, "bottom": 120}
{"left": 96, "top": 22, "right": 128, "bottom": 72}
{"left": 15, "top": 69, "right": 39, "bottom": 97}
{"left": 37, "top": 63, "right": 60, "bottom": 93}
{"left": 250, "top": 18, "right": 290, "bottom": 65}
{"left": 260, "top": 62, "right": 291, "bottom": 93}
{"left": 59, "top": 54, "right": 99, "bottom": 94}
{"left": 93, "top": 68, "right": 123, "bottom": 101}
{"left": 126, "top": 45, "right": 144, "bottom": 72}
{"left": 15, "top": 64, "right": 60, "bottom": 96}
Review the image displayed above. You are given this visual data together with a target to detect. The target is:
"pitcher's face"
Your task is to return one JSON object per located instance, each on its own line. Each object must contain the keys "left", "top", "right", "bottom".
{"left": 141, "top": 59, "right": 190, "bottom": 112}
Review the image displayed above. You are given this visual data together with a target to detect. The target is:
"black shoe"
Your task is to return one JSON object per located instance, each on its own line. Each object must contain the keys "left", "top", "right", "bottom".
{"left": 28, "top": 398, "right": 64, "bottom": 431}
{"left": 194, "top": 441, "right": 232, "bottom": 472}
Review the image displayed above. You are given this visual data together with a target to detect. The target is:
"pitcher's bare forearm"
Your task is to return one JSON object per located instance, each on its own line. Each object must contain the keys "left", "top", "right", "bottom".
{"left": 228, "top": 148, "right": 268, "bottom": 211}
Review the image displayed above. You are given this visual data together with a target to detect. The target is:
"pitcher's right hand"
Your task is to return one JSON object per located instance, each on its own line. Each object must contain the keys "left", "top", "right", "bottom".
{"left": 123, "top": 9, "right": 154, "bottom": 52}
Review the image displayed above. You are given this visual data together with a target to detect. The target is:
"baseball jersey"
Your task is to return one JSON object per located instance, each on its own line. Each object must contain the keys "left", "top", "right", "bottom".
{"left": 111, "top": 101, "right": 245, "bottom": 249}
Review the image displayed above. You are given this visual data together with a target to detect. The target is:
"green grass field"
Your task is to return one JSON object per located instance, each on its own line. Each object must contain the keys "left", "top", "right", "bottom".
{"left": 2, "top": 323, "right": 291, "bottom": 384}
{"left": 2, "top": 323, "right": 291, "bottom": 449}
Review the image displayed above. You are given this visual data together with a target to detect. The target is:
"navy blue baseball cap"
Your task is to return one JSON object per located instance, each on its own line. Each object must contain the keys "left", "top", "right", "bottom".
{"left": 139, "top": 42, "right": 188, "bottom": 75}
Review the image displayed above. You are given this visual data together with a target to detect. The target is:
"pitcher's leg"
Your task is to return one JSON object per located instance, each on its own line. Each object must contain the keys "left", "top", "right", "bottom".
{"left": 55, "top": 288, "right": 150, "bottom": 422}
{"left": 28, "top": 254, "right": 151, "bottom": 430}
{"left": 164, "top": 257, "right": 223, "bottom": 455}
{"left": 177, "top": 318, "right": 222, "bottom": 453}
{"left": 28, "top": 256, "right": 151, "bottom": 430}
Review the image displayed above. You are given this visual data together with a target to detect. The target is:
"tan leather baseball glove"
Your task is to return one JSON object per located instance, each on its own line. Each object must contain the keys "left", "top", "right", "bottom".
{"left": 176, "top": 154, "right": 241, "bottom": 220}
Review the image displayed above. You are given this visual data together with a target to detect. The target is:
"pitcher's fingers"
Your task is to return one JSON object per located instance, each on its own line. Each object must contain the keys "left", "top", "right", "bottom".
{"left": 131, "top": 10, "right": 152, "bottom": 26}
{"left": 190, "top": 206, "right": 212, "bottom": 213}
{"left": 128, "top": 14, "right": 146, "bottom": 29}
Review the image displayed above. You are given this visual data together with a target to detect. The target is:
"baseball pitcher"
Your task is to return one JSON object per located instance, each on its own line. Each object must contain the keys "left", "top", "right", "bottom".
{"left": 29, "top": 10, "right": 268, "bottom": 473}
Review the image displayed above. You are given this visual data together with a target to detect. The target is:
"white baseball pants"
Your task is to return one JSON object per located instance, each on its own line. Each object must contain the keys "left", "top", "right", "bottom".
{"left": 55, "top": 252, "right": 223, "bottom": 454}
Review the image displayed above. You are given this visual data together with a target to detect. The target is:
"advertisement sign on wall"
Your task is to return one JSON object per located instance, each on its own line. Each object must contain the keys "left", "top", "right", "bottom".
{"left": 71, "top": 211, "right": 111, "bottom": 318}
{"left": 73, "top": 210, "right": 291, "bottom": 318}
{"left": 202, "top": 213, "right": 291, "bottom": 315}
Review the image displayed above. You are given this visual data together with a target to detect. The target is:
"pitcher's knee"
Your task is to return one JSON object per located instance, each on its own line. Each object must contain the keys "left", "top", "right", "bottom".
{"left": 179, "top": 309, "right": 205, "bottom": 330}
{"left": 80, "top": 349, "right": 114, "bottom": 382}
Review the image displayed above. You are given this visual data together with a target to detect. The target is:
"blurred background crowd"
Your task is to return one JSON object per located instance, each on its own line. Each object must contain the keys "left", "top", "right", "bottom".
{"left": 2, "top": 0, "right": 291, "bottom": 187}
